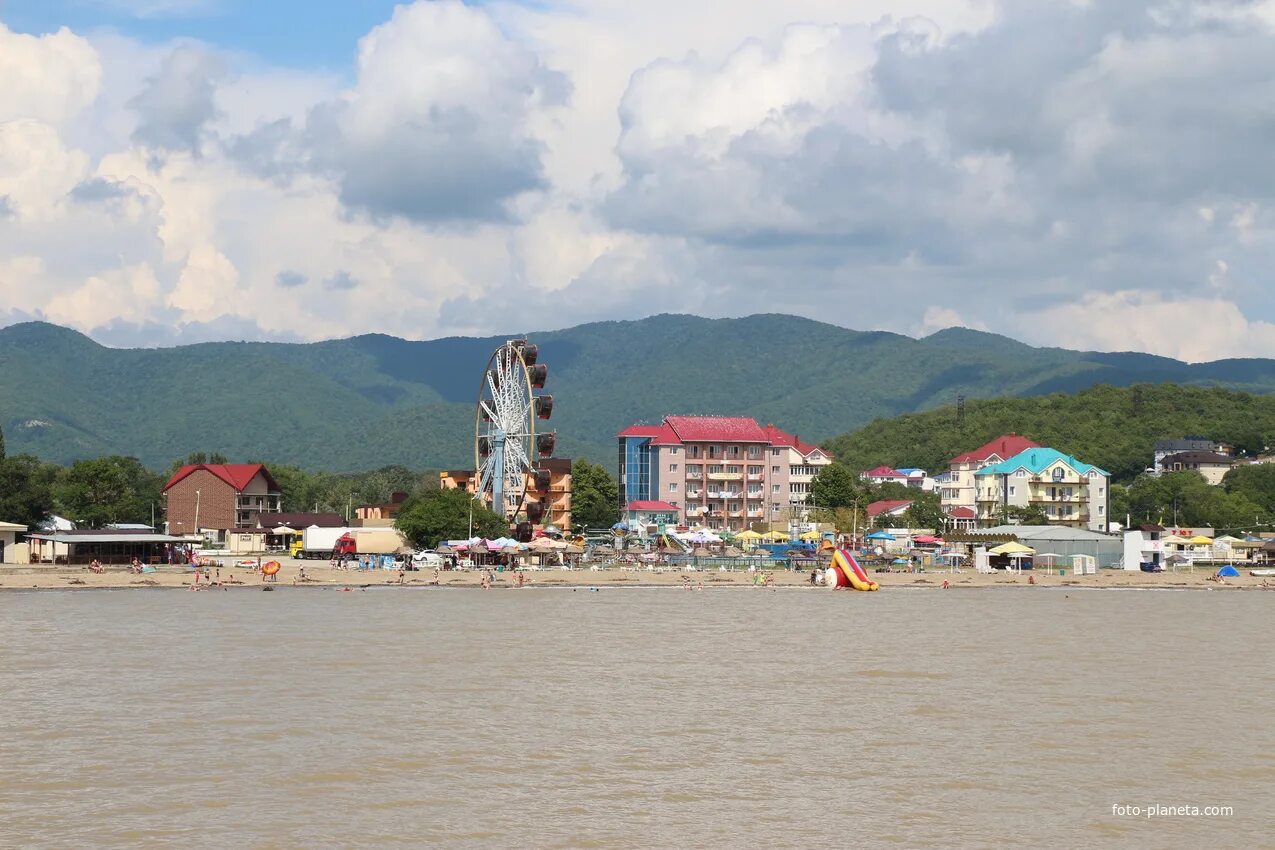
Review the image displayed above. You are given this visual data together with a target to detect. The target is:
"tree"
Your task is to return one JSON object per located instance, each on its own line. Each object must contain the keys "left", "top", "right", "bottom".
{"left": 1004, "top": 504, "right": 1049, "bottom": 525}
{"left": 571, "top": 459, "right": 619, "bottom": 530}
{"left": 395, "top": 488, "right": 507, "bottom": 548}
{"left": 810, "top": 464, "right": 859, "bottom": 509}
{"left": 1222, "top": 464, "right": 1275, "bottom": 514}
{"left": 902, "top": 492, "right": 946, "bottom": 530}
{"left": 0, "top": 424, "right": 6, "bottom": 460}
{"left": 52, "top": 456, "right": 163, "bottom": 527}
{"left": 0, "top": 454, "right": 57, "bottom": 528}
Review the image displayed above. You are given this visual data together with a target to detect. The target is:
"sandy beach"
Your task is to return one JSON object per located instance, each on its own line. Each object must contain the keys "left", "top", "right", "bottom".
{"left": 2, "top": 558, "right": 1272, "bottom": 591}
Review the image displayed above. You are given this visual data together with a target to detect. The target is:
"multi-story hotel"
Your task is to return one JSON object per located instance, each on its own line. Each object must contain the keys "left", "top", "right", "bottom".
{"left": 617, "top": 416, "right": 832, "bottom": 532}
{"left": 974, "top": 447, "right": 1110, "bottom": 531}
{"left": 940, "top": 434, "right": 1041, "bottom": 524}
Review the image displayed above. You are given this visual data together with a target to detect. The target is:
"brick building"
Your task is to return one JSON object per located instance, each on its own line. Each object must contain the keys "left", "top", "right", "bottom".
{"left": 163, "top": 464, "right": 282, "bottom": 536}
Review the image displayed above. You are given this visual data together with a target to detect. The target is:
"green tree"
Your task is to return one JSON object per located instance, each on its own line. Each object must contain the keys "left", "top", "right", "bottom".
{"left": 570, "top": 458, "right": 619, "bottom": 530}
{"left": 1222, "top": 464, "right": 1275, "bottom": 514}
{"left": 53, "top": 456, "right": 163, "bottom": 527}
{"left": 810, "top": 464, "right": 860, "bottom": 509}
{"left": 1004, "top": 504, "right": 1049, "bottom": 525}
{"left": 0, "top": 423, "right": 6, "bottom": 460}
{"left": 395, "top": 488, "right": 507, "bottom": 548}
{"left": 902, "top": 491, "right": 946, "bottom": 530}
{"left": 0, "top": 454, "right": 58, "bottom": 528}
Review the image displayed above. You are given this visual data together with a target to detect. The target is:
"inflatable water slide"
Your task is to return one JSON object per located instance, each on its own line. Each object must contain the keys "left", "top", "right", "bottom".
{"left": 827, "top": 548, "right": 879, "bottom": 591}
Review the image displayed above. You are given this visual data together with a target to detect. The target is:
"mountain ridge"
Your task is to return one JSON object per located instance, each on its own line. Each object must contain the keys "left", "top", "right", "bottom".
{"left": 4, "top": 314, "right": 1275, "bottom": 471}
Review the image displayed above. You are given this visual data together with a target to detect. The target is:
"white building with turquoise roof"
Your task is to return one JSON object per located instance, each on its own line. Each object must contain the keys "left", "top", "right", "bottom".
{"left": 974, "top": 448, "right": 1111, "bottom": 532}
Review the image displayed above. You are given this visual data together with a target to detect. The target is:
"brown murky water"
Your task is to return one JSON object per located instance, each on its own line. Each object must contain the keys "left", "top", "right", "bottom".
{"left": 1, "top": 588, "right": 1271, "bottom": 848}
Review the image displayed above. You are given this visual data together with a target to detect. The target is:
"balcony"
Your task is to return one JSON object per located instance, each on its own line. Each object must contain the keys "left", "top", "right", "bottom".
{"left": 746, "top": 474, "right": 764, "bottom": 482}
{"left": 747, "top": 510, "right": 764, "bottom": 518}
{"left": 729, "top": 511, "right": 743, "bottom": 518}
{"left": 707, "top": 510, "right": 724, "bottom": 518}
{"left": 707, "top": 472, "right": 742, "bottom": 481}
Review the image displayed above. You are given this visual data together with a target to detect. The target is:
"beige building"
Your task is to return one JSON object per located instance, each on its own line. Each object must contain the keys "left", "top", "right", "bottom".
{"left": 974, "top": 447, "right": 1110, "bottom": 531}
{"left": 1160, "top": 451, "right": 1234, "bottom": 486}
{"left": 941, "top": 434, "right": 1041, "bottom": 521}
{"left": 0, "top": 521, "right": 27, "bottom": 563}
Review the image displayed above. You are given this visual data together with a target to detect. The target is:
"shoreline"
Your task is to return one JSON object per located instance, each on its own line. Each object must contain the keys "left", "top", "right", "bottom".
{"left": 3, "top": 560, "right": 1272, "bottom": 593}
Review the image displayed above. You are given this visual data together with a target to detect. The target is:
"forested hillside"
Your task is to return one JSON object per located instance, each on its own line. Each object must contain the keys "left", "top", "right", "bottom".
{"left": 823, "top": 384, "right": 1275, "bottom": 481}
{"left": 6, "top": 316, "right": 1275, "bottom": 470}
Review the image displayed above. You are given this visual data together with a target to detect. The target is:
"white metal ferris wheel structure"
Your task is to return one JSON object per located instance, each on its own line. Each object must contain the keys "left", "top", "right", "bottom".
{"left": 475, "top": 339, "right": 555, "bottom": 526}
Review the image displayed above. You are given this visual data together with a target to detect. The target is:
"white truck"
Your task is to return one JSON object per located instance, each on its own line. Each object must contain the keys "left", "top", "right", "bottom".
{"left": 292, "top": 526, "right": 354, "bottom": 560}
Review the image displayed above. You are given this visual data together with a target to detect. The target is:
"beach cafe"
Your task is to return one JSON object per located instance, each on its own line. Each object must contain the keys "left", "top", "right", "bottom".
{"left": 26, "top": 529, "right": 192, "bottom": 565}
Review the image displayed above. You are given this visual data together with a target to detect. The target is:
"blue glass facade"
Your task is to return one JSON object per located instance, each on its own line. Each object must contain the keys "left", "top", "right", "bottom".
{"left": 619, "top": 437, "right": 661, "bottom": 506}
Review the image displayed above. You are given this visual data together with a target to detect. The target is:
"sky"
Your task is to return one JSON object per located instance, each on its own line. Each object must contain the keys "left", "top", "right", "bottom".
{"left": 2, "top": 0, "right": 1275, "bottom": 361}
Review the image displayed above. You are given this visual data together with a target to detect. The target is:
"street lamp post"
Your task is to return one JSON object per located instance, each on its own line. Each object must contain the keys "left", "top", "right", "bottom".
{"left": 194, "top": 490, "right": 201, "bottom": 533}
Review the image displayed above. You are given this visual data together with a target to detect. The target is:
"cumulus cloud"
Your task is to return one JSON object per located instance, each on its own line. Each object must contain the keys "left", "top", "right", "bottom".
{"left": 1022, "top": 291, "right": 1275, "bottom": 362}
{"left": 4, "top": 0, "right": 1275, "bottom": 362}
{"left": 0, "top": 24, "right": 102, "bottom": 125}
{"left": 234, "top": 0, "right": 569, "bottom": 224}
{"left": 129, "top": 45, "right": 224, "bottom": 154}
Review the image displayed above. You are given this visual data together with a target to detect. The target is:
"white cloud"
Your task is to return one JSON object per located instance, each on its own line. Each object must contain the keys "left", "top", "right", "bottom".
{"left": 3, "top": 0, "right": 1275, "bottom": 364}
{"left": 1022, "top": 291, "right": 1275, "bottom": 362}
{"left": 0, "top": 24, "right": 102, "bottom": 125}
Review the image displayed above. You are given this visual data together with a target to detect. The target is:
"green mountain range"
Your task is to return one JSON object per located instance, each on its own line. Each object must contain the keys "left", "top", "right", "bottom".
{"left": 5, "top": 314, "right": 1275, "bottom": 471}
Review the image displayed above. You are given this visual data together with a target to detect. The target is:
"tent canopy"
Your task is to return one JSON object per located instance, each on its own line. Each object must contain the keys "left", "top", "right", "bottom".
{"left": 989, "top": 541, "right": 1035, "bottom": 555}
{"left": 1188, "top": 535, "right": 1213, "bottom": 545}
{"left": 1217, "top": 565, "right": 1240, "bottom": 577}
{"left": 866, "top": 530, "right": 895, "bottom": 540}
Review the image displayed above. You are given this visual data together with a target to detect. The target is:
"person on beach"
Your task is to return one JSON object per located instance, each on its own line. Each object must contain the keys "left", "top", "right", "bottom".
{"left": 130, "top": 557, "right": 143, "bottom": 574}
{"left": 89, "top": 558, "right": 103, "bottom": 574}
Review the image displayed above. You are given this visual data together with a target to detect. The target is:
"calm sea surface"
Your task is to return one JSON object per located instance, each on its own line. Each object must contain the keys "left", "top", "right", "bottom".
{"left": 1, "top": 587, "right": 1272, "bottom": 849}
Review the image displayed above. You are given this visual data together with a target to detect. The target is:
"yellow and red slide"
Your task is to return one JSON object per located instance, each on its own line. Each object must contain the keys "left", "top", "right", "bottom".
{"left": 827, "top": 548, "right": 879, "bottom": 591}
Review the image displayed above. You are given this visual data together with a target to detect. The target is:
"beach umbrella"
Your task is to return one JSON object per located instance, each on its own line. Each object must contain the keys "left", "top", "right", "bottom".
{"left": 563, "top": 543, "right": 584, "bottom": 555}
{"left": 724, "top": 545, "right": 743, "bottom": 557}
{"left": 737, "top": 530, "right": 763, "bottom": 540}
{"left": 435, "top": 544, "right": 454, "bottom": 554}
{"left": 989, "top": 541, "right": 1035, "bottom": 555}
{"left": 273, "top": 525, "right": 299, "bottom": 536}
{"left": 763, "top": 530, "right": 789, "bottom": 541}
{"left": 1188, "top": 535, "right": 1213, "bottom": 545}
{"left": 799, "top": 530, "right": 821, "bottom": 541}
{"left": 865, "top": 530, "right": 895, "bottom": 541}
{"left": 693, "top": 547, "right": 712, "bottom": 557}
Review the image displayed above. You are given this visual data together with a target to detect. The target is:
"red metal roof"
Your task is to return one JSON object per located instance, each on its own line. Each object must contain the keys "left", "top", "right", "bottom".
{"left": 867, "top": 499, "right": 912, "bottom": 518}
{"left": 862, "top": 465, "right": 906, "bottom": 479}
{"left": 626, "top": 500, "right": 679, "bottom": 512}
{"left": 761, "top": 425, "right": 830, "bottom": 458}
{"left": 617, "top": 425, "right": 666, "bottom": 438}
{"left": 945, "top": 506, "right": 976, "bottom": 519}
{"left": 163, "top": 463, "right": 279, "bottom": 493}
{"left": 949, "top": 434, "right": 1041, "bottom": 465}
{"left": 664, "top": 415, "right": 768, "bottom": 443}
{"left": 649, "top": 423, "right": 683, "bottom": 446}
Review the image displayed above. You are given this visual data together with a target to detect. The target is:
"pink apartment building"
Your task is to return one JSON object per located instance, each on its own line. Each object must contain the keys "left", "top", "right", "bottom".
{"left": 617, "top": 415, "right": 831, "bottom": 532}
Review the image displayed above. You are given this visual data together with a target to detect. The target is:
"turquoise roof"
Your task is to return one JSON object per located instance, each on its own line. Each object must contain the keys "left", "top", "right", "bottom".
{"left": 974, "top": 447, "right": 1109, "bottom": 478}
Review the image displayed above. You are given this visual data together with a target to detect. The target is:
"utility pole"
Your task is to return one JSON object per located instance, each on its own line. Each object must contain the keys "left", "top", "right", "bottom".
{"left": 194, "top": 490, "right": 201, "bottom": 532}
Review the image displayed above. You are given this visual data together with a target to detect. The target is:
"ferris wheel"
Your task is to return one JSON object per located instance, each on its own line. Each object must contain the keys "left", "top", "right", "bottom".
{"left": 475, "top": 339, "right": 555, "bottom": 525}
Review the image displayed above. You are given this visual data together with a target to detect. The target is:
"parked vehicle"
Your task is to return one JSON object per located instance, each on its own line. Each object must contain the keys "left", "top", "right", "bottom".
{"left": 292, "top": 527, "right": 354, "bottom": 560}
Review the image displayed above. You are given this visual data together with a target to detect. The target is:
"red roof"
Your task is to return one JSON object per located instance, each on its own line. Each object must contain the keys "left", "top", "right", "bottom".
{"left": 946, "top": 506, "right": 976, "bottom": 519}
{"left": 867, "top": 499, "right": 912, "bottom": 518}
{"left": 664, "top": 415, "right": 768, "bottom": 443}
{"left": 626, "top": 500, "right": 679, "bottom": 512}
{"left": 617, "top": 425, "right": 666, "bottom": 438}
{"left": 649, "top": 423, "right": 683, "bottom": 446}
{"left": 950, "top": 434, "right": 1041, "bottom": 465}
{"left": 163, "top": 463, "right": 279, "bottom": 493}
{"left": 862, "top": 465, "right": 906, "bottom": 479}
{"left": 761, "top": 425, "right": 829, "bottom": 458}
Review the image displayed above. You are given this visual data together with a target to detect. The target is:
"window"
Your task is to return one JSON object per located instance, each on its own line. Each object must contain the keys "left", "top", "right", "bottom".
{"left": 1016, "top": 470, "right": 1027, "bottom": 478}
{"left": 1052, "top": 467, "right": 1065, "bottom": 482}
{"left": 1098, "top": 505, "right": 1105, "bottom": 515}
{"left": 1008, "top": 486, "right": 1016, "bottom": 496}
{"left": 669, "top": 463, "right": 678, "bottom": 472}
{"left": 771, "top": 465, "right": 780, "bottom": 473}
{"left": 726, "top": 465, "right": 741, "bottom": 474}
{"left": 772, "top": 484, "right": 781, "bottom": 493}
{"left": 748, "top": 446, "right": 761, "bottom": 458}
{"left": 709, "top": 465, "right": 722, "bottom": 474}
{"left": 669, "top": 483, "right": 678, "bottom": 493}
{"left": 772, "top": 448, "right": 781, "bottom": 456}
{"left": 748, "top": 465, "right": 763, "bottom": 475}
{"left": 668, "top": 447, "right": 678, "bottom": 455}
